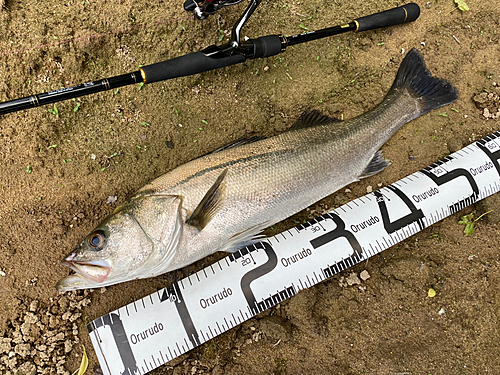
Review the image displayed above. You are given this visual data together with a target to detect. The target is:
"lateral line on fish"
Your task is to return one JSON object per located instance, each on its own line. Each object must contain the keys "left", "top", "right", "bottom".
{"left": 173, "top": 149, "right": 290, "bottom": 187}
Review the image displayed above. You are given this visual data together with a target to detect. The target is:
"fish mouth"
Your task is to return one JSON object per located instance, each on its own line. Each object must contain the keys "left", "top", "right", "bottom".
{"left": 56, "top": 258, "right": 111, "bottom": 292}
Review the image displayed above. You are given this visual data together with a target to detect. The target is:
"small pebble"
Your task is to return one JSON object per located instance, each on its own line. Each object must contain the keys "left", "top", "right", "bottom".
{"left": 366, "top": 185, "right": 373, "bottom": 193}
{"left": 106, "top": 195, "right": 118, "bottom": 204}
{"left": 360, "top": 270, "right": 370, "bottom": 281}
{"left": 346, "top": 272, "right": 361, "bottom": 286}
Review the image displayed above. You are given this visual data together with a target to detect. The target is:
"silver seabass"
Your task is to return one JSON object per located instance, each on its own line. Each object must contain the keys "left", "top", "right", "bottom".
{"left": 56, "top": 49, "right": 458, "bottom": 291}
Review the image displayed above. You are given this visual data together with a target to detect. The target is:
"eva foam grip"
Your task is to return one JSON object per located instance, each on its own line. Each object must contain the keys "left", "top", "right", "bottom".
{"left": 141, "top": 52, "right": 246, "bottom": 84}
{"left": 354, "top": 3, "right": 420, "bottom": 32}
{"left": 251, "top": 35, "right": 283, "bottom": 59}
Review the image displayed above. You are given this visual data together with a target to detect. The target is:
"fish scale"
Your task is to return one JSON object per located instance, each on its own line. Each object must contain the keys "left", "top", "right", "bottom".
{"left": 56, "top": 48, "right": 458, "bottom": 292}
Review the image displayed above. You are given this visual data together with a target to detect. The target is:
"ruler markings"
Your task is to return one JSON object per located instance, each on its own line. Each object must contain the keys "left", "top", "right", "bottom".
{"left": 313, "top": 271, "right": 320, "bottom": 283}
{"left": 90, "top": 130, "right": 500, "bottom": 375}
{"left": 168, "top": 347, "right": 173, "bottom": 361}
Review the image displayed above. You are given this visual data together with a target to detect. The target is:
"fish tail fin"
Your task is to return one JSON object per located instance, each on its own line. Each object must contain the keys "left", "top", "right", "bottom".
{"left": 390, "top": 48, "right": 458, "bottom": 113}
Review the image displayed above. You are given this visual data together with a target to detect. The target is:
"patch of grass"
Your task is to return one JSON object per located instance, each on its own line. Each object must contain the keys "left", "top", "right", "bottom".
{"left": 48, "top": 104, "right": 59, "bottom": 118}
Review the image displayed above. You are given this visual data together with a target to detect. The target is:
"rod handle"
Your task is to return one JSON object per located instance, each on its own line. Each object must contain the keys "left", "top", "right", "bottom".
{"left": 354, "top": 3, "right": 420, "bottom": 32}
{"left": 141, "top": 52, "right": 246, "bottom": 84}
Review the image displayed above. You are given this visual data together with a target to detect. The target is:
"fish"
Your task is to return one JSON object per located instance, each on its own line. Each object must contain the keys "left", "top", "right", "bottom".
{"left": 56, "top": 48, "right": 458, "bottom": 291}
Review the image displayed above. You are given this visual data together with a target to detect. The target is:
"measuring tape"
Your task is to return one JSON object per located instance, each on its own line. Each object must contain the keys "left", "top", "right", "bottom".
{"left": 87, "top": 130, "right": 500, "bottom": 375}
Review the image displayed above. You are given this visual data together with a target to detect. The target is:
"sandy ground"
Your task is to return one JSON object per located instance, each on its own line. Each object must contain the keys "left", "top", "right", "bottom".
{"left": 0, "top": 0, "right": 500, "bottom": 374}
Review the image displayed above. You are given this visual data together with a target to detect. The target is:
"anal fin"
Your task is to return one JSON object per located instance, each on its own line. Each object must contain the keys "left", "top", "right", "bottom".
{"left": 359, "top": 151, "right": 391, "bottom": 179}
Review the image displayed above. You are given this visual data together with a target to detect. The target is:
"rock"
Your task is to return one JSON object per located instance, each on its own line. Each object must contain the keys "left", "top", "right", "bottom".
{"left": 473, "top": 90, "right": 500, "bottom": 119}
{"left": 63, "top": 340, "right": 72, "bottom": 353}
{"left": 17, "top": 361, "right": 37, "bottom": 375}
{"left": 346, "top": 272, "right": 361, "bottom": 286}
{"left": 14, "top": 343, "right": 31, "bottom": 357}
{"left": 360, "top": 270, "right": 371, "bottom": 281}
{"left": 258, "top": 315, "right": 292, "bottom": 342}
{"left": 58, "top": 296, "right": 69, "bottom": 311}
{"left": 29, "top": 301, "right": 39, "bottom": 312}
{"left": 106, "top": 195, "right": 118, "bottom": 204}
{"left": 0, "top": 338, "right": 11, "bottom": 354}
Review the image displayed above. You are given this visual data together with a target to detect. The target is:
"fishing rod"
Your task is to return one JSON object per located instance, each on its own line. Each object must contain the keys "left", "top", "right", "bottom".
{"left": 0, "top": 1, "right": 420, "bottom": 115}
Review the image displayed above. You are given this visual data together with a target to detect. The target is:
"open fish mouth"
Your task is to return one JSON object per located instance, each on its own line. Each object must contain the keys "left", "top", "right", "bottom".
{"left": 56, "top": 258, "right": 111, "bottom": 292}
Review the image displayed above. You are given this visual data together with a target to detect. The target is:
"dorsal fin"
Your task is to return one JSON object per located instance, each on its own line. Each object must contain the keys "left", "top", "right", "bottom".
{"left": 289, "top": 109, "right": 340, "bottom": 131}
{"left": 186, "top": 169, "right": 228, "bottom": 231}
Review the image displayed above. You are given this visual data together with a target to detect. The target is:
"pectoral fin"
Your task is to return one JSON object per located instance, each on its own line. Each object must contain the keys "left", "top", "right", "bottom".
{"left": 186, "top": 169, "right": 228, "bottom": 231}
{"left": 220, "top": 220, "right": 273, "bottom": 253}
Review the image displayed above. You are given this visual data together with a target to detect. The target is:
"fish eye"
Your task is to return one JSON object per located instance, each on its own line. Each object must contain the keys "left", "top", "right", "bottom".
{"left": 88, "top": 230, "right": 106, "bottom": 250}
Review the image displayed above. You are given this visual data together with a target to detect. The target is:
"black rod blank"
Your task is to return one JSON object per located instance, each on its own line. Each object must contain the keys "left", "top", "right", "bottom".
{"left": 0, "top": 3, "right": 420, "bottom": 115}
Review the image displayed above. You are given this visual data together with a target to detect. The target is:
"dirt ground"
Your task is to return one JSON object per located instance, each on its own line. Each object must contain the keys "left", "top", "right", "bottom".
{"left": 0, "top": 0, "right": 500, "bottom": 374}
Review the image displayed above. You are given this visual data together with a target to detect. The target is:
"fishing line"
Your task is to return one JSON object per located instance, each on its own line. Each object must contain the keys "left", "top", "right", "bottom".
{"left": 0, "top": 14, "right": 194, "bottom": 57}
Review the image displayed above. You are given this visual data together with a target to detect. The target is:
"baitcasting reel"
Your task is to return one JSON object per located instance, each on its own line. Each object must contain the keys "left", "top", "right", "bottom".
{"left": 183, "top": 0, "right": 245, "bottom": 20}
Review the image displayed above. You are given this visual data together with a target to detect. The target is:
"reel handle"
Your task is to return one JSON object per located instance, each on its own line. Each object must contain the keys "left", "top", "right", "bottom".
{"left": 354, "top": 3, "right": 420, "bottom": 32}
